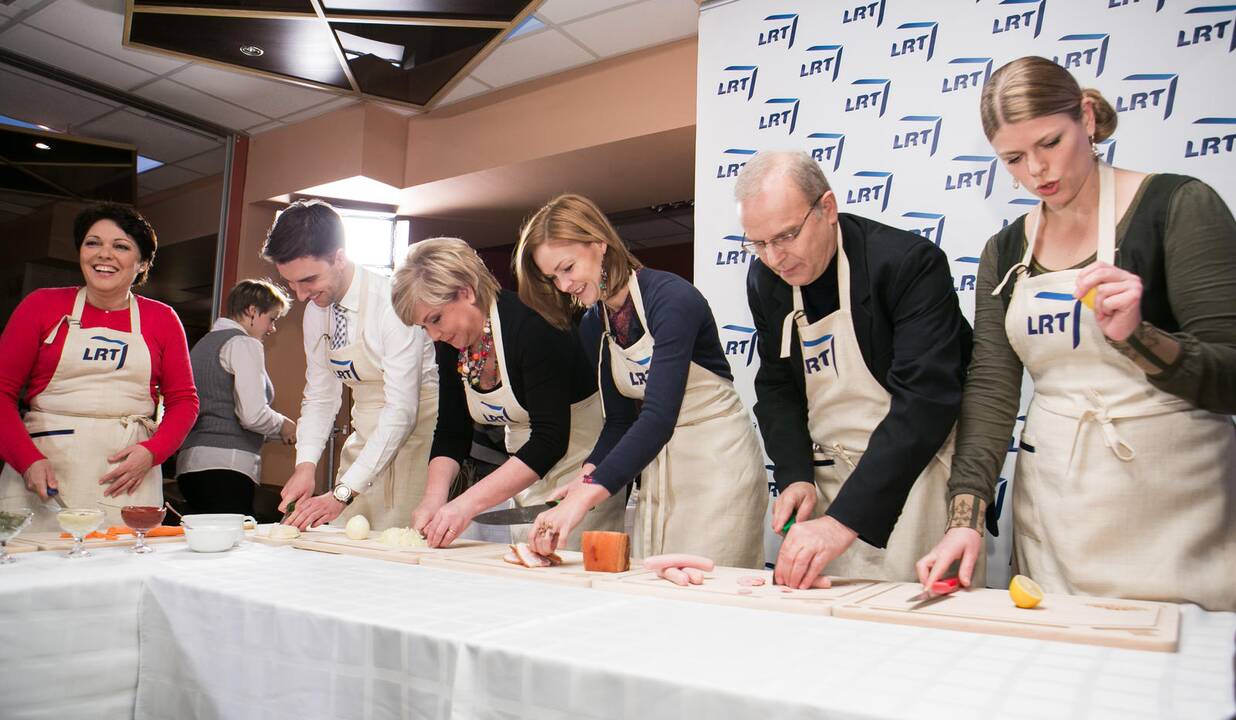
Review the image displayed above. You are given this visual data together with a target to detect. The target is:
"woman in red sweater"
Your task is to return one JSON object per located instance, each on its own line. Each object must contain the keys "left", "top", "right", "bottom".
{"left": 0, "top": 203, "right": 198, "bottom": 531}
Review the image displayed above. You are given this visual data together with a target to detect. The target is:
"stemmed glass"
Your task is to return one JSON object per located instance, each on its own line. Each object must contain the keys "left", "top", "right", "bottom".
{"left": 57, "top": 508, "right": 105, "bottom": 559}
{"left": 121, "top": 505, "right": 166, "bottom": 554}
{"left": 0, "top": 508, "right": 34, "bottom": 564}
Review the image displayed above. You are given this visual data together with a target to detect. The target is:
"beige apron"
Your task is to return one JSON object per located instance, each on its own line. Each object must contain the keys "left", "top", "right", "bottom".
{"left": 779, "top": 225, "right": 954, "bottom": 582}
{"left": 325, "top": 271, "right": 436, "bottom": 531}
{"left": 0, "top": 289, "right": 162, "bottom": 532}
{"left": 463, "top": 300, "right": 624, "bottom": 549}
{"left": 998, "top": 163, "right": 1236, "bottom": 610}
{"left": 603, "top": 274, "right": 767, "bottom": 568}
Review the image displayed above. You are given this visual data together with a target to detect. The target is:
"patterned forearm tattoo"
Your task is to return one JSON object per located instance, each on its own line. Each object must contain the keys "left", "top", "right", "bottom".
{"left": 1109, "top": 322, "right": 1180, "bottom": 376}
{"left": 948, "top": 494, "right": 987, "bottom": 536}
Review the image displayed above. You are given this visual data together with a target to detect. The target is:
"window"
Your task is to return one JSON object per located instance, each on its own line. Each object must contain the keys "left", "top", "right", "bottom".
{"left": 337, "top": 208, "right": 410, "bottom": 275}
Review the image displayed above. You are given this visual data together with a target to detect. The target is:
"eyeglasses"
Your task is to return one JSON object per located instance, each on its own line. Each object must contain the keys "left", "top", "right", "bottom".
{"left": 740, "top": 193, "right": 823, "bottom": 255}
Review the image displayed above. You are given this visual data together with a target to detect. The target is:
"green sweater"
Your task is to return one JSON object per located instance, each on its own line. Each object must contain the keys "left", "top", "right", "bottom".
{"left": 949, "top": 175, "right": 1236, "bottom": 508}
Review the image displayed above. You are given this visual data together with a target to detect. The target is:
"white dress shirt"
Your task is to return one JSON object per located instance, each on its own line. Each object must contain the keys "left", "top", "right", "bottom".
{"left": 176, "top": 317, "right": 287, "bottom": 483}
{"left": 295, "top": 264, "right": 438, "bottom": 493}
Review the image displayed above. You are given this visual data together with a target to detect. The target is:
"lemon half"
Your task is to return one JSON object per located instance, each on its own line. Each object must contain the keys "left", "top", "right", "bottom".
{"left": 1009, "top": 574, "right": 1043, "bottom": 609}
{"left": 1080, "top": 287, "right": 1097, "bottom": 310}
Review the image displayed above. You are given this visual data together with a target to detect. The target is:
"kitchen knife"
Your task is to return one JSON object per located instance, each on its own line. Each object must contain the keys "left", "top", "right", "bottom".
{"left": 907, "top": 574, "right": 961, "bottom": 610}
{"left": 473, "top": 502, "right": 558, "bottom": 525}
{"left": 44, "top": 487, "right": 66, "bottom": 512}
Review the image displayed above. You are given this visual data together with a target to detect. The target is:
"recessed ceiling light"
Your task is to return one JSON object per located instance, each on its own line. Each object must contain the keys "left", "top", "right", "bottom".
{"left": 34, "top": 142, "right": 51, "bottom": 150}
{"left": 239, "top": 45, "right": 264, "bottom": 57}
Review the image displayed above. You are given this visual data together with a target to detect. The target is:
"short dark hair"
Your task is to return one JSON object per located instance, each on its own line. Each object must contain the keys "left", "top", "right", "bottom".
{"left": 73, "top": 202, "right": 157, "bottom": 286}
{"left": 226, "top": 278, "right": 291, "bottom": 320}
{"left": 261, "top": 199, "right": 346, "bottom": 265}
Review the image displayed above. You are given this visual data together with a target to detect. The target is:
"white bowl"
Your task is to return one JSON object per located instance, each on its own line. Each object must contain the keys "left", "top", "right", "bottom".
{"left": 181, "top": 514, "right": 254, "bottom": 549}
{"left": 184, "top": 525, "right": 238, "bottom": 553}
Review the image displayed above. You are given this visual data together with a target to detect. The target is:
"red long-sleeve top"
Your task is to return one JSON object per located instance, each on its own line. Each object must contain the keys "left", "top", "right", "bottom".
{"left": 0, "top": 287, "right": 199, "bottom": 474}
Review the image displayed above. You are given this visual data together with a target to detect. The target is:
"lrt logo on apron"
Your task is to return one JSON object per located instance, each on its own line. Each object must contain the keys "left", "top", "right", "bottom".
{"left": 330, "top": 358, "right": 361, "bottom": 381}
{"left": 479, "top": 401, "right": 512, "bottom": 424}
{"left": 82, "top": 336, "right": 128, "bottom": 369}
{"left": 625, "top": 356, "right": 651, "bottom": 386}
{"left": 1026, "top": 292, "right": 1082, "bottom": 349}
{"left": 802, "top": 333, "right": 839, "bottom": 375}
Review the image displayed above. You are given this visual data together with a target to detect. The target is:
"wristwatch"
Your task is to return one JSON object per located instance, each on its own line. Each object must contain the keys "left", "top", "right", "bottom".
{"left": 331, "top": 484, "right": 356, "bottom": 505}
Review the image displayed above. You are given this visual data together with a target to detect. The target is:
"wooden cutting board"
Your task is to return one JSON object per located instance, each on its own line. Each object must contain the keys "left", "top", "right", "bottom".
{"left": 249, "top": 524, "right": 344, "bottom": 547}
{"left": 10, "top": 530, "right": 186, "bottom": 551}
{"left": 594, "top": 567, "right": 884, "bottom": 616}
{"left": 2, "top": 541, "right": 37, "bottom": 554}
{"left": 420, "top": 546, "right": 644, "bottom": 587}
{"left": 290, "top": 532, "right": 499, "bottom": 565}
{"left": 832, "top": 582, "right": 1180, "bottom": 652}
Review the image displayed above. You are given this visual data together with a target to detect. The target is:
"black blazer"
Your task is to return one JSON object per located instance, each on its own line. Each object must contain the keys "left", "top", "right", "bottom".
{"left": 746, "top": 213, "right": 972, "bottom": 547}
{"left": 430, "top": 289, "right": 596, "bottom": 477}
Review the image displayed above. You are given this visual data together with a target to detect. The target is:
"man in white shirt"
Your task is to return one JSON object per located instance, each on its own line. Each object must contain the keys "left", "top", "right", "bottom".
{"left": 262, "top": 199, "right": 439, "bottom": 530}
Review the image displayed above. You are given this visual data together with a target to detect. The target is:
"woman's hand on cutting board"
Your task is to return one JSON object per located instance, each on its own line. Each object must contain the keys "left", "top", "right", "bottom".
{"left": 916, "top": 527, "right": 982, "bottom": 589}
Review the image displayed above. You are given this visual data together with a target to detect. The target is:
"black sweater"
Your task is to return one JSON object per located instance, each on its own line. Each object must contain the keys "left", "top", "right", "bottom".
{"left": 747, "top": 213, "right": 972, "bottom": 547}
{"left": 580, "top": 268, "right": 733, "bottom": 494}
{"left": 430, "top": 290, "right": 595, "bottom": 477}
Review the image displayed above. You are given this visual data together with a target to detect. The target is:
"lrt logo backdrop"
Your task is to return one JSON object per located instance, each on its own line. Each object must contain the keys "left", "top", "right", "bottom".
{"left": 694, "top": 0, "right": 1236, "bottom": 576}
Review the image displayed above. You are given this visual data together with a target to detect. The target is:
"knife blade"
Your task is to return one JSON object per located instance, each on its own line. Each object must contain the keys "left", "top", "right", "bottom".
{"left": 473, "top": 502, "right": 558, "bottom": 525}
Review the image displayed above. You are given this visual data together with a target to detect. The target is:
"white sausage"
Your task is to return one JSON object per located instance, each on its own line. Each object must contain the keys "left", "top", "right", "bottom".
{"left": 684, "top": 567, "right": 705, "bottom": 585}
{"left": 643, "top": 554, "right": 715, "bottom": 572}
{"left": 662, "top": 567, "right": 691, "bottom": 586}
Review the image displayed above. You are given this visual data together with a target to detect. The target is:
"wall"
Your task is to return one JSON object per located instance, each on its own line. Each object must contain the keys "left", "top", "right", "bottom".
{"left": 694, "top": 0, "right": 1236, "bottom": 580}
{"left": 239, "top": 40, "right": 700, "bottom": 487}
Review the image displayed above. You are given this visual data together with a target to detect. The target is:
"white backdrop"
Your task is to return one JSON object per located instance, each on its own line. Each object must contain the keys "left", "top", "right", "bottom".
{"left": 692, "top": 0, "right": 1236, "bottom": 584}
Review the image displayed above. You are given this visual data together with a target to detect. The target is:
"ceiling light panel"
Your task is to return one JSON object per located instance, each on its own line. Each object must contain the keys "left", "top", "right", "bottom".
{"left": 126, "top": 0, "right": 541, "bottom": 111}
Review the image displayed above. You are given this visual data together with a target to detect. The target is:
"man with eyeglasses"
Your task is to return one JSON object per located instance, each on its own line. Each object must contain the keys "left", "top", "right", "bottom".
{"left": 735, "top": 151, "right": 973, "bottom": 589}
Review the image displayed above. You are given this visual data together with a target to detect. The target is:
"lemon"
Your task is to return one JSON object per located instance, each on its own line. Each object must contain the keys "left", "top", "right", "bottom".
{"left": 1009, "top": 574, "right": 1043, "bottom": 609}
{"left": 1080, "top": 287, "right": 1097, "bottom": 310}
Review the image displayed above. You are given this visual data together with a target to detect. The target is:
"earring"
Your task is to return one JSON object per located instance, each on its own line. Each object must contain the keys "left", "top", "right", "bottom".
{"left": 599, "top": 266, "right": 609, "bottom": 296}
{"left": 1012, "top": 178, "right": 1020, "bottom": 190}
{"left": 1090, "top": 134, "right": 1101, "bottom": 161}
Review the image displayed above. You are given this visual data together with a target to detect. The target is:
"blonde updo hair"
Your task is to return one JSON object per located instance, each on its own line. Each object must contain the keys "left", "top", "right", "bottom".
{"left": 391, "top": 237, "right": 500, "bottom": 326}
{"left": 514, "top": 193, "right": 643, "bottom": 331}
{"left": 980, "top": 56, "right": 1117, "bottom": 142}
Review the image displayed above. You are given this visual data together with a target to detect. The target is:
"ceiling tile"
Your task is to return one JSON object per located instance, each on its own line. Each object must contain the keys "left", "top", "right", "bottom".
{"left": 137, "top": 163, "right": 204, "bottom": 195}
{"left": 536, "top": 0, "right": 639, "bottom": 25}
{"left": 561, "top": 0, "right": 696, "bottom": 58}
{"left": 169, "top": 64, "right": 341, "bottom": 118}
{"left": 274, "top": 95, "right": 358, "bottom": 125}
{"left": 133, "top": 78, "right": 269, "bottom": 131}
{"left": 77, "top": 109, "right": 221, "bottom": 163}
{"left": 434, "top": 76, "right": 491, "bottom": 106}
{"left": 468, "top": 27, "right": 593, "bottom": 88}
{"left": 0, "top": 24, "right": 158, "bottom": 91}
{"left": 176, "top": 146, "right": 227, "bottom": 176}
{"left": 0, "top": 68, "right": 116, "bottom": 130}
{"left": 25, "top": 0, "right": 189, "bottom": 75}
{"left": 0, "top": 0, "right": 46, "bottom": 17}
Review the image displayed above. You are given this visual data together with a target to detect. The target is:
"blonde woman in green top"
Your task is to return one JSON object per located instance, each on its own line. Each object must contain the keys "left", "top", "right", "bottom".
{"left": 916, "top": 56, "right": 1236, "bottom": 611}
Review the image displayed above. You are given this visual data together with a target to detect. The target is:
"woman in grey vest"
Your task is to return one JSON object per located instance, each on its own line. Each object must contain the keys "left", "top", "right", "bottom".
{"left": 177, "top": 279, "right": 296, "bottom": 515}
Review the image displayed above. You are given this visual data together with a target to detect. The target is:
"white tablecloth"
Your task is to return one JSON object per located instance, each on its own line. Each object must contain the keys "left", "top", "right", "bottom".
{"left": 0, "top": 548, "right": 156, "bottom": 719}
{"left": 2, "top": 542, "right": 1233, "bottom": 720}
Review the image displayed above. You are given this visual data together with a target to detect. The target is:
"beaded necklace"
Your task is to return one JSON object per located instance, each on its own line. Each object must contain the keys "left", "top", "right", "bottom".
{"left": 457, "top": 318, "right": 494, "bottom": 388}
